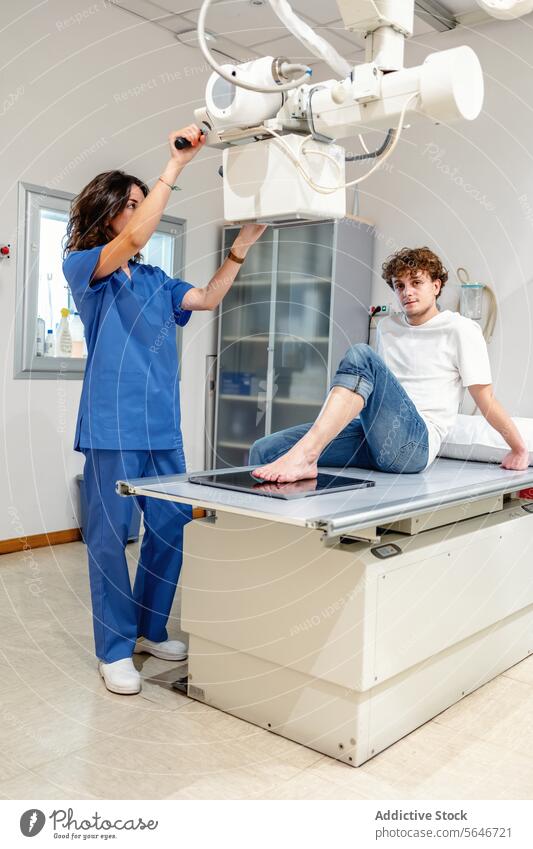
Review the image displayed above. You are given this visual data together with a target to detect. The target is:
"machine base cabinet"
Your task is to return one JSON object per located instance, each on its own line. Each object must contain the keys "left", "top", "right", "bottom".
{"left": 180, "top": 505, "right": 533, "bottom": 767}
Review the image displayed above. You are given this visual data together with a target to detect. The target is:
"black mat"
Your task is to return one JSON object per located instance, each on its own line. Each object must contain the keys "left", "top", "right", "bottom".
{"left": 188, "top": 471, "right": 375, "bottom": 500}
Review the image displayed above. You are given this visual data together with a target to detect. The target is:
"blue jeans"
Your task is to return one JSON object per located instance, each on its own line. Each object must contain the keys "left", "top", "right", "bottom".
{"left": 249, "top": 344, "right": 429, "bottom": 474}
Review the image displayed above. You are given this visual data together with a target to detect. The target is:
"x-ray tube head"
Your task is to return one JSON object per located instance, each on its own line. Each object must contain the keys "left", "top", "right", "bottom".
{"left": 204, "top": 56, "right": 283, "bottom": 132}
{"left": 193, "top": 3, "right": 489, "bottom": 224}
{"left": 419, "top": 46, "right": 484, "bottom": 124}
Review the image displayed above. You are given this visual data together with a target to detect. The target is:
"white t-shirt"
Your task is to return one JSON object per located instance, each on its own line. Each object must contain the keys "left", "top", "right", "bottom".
{"left": 375, "top": 310, "right": 492, "bottom": 469}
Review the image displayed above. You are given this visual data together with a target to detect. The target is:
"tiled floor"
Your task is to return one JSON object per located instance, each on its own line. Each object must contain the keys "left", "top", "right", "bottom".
{"left": 1, "top": 540, "right": 533, "bottom": 800}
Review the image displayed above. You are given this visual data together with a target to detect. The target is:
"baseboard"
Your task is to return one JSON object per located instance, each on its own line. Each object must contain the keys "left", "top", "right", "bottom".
{"left": 0, "top": 509, "right": 206, "bottom": 556}
{"left": 0, "top": 528, "right": 82, "bottom": 555}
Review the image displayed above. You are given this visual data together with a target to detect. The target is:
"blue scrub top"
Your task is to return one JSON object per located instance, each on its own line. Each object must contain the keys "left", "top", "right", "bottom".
{"left": 63, "top": 245, "right": 194, "bottom": 452}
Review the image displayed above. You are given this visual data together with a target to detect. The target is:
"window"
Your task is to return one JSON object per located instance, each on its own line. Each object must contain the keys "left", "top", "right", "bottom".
{"left": 15, "top": 182, "right": 186, "bottom": 379}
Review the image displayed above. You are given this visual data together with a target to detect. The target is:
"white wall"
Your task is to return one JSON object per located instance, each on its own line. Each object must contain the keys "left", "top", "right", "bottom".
{"left": 0, "top": 0, "right": 223, "bottom": 540}
{"left": 362, "top": 17, "right": 533, "bottom": 416}
{"left": 1, "top": 6, "right": 532, "bottom": 540}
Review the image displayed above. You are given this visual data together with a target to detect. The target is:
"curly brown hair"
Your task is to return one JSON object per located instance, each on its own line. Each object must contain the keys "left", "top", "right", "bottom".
{"left": 381, "top": 247, "right": 448, "bottom": 299}
{"left": 63, "top": 170, "right": 148, "bottom": 260}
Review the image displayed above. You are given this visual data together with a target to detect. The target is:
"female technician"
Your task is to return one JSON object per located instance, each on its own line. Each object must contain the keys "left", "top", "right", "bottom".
{"left": 63, "top": 125, "right": 265, "bottom": 695}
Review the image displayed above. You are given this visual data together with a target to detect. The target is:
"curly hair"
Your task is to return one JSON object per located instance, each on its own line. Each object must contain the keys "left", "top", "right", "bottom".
{"left": 381, "top": 247, "right": 448, "bottom": 299}
{"left": 63, "top": 170, "right": 148, "bottom": 260}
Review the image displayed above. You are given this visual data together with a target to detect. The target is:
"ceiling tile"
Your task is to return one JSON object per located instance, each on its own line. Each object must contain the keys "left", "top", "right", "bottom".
{"left": 441, "top": 1, "right": 480, "bottom": 13}
{"left": 167, "top": 0, "right": 365, "bottom": 45}
{"left": 247, "top": 31, "right": 364, "bottom": 67}
{"left": 147, "top": 1, "right": 202, "bottom": 12}
{"left": 413, "top": 16, "right": 440, "bottom": 36}
{"left": 151, "top": 0, "right": 348, "bottom": 23}
{"left": 249, "top": 16, "right": 365, "bottom": 51}
{"left": 113, "top": 1, "right": 486, "bottom": 60}
{"left": 152, "top": 12, "right": 200, "bottom": 30}
{"left": 310, "top": 18, "right": 366, "bottom": 48}
{"left": 180, "top": 7, "right": 289, "bottom": 46}
{"left": 113, "top": 0, "right": 178, "bottom": 20}
{"left": 288, "top": 0, "right": 347, "bottom": 25}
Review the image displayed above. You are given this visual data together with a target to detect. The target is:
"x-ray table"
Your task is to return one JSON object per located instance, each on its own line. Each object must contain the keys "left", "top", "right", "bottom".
{"left": 118, "top": 459, "right": 533, "bottom": 767}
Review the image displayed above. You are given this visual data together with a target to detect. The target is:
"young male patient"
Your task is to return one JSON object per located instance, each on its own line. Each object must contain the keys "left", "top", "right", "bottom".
{"left": 250, "top": 247, "right": 528, "bottom": 482}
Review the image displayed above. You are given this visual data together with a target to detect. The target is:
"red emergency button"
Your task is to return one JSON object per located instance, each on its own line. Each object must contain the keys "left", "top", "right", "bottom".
{"left": 0, "top": 245, "right": 10, "bottom": 256}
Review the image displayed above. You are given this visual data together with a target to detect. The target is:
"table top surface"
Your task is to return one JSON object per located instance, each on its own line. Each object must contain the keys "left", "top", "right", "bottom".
{"left": 118, "top": 459, "right": 533, "bottom": 536}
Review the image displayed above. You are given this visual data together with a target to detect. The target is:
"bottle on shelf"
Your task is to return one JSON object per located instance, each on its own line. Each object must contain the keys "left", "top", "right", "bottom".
{"left": 58, "top": 308, "right": 72, "bottom": 357}
{"left": 44, "top": 328, "right": 55, "bottom": 356}
{"left": 70, "top": 312, "right": 85, "bottom": 358}
{"left": 35, "top": 317, "right": 45, "bottom": 357}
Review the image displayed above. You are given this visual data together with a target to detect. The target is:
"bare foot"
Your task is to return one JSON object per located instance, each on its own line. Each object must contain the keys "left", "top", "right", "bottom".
{"left": 252, "top": 445, "right": 318, "bottom": 483}
{"left": 252, "top": 479, "right": 318, "bottom": 497}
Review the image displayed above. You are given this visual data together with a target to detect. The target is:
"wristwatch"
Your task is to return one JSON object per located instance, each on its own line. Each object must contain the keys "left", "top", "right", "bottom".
{"left": 227, "top": 248, "right": 245, "bottom": 264}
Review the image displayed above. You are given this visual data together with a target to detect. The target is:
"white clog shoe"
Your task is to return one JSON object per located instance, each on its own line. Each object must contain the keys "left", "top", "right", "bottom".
{"left": 98, "top": 657, "right": 141, "bottom": 695}
{"left": 134, "top": 637, "right": 188, "bottom": 661}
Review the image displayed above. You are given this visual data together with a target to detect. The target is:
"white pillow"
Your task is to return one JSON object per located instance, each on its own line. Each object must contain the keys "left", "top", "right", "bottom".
{"left": 438, "top": 414, "right": 533, "bottom": 465}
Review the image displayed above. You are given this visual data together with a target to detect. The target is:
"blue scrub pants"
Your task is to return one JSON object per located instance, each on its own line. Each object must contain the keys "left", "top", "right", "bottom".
{"left": 82, "top": 448, "right": 192, "bottom": 663}
{"left": 250, "top": 344, "right": 429, "bottom": 474}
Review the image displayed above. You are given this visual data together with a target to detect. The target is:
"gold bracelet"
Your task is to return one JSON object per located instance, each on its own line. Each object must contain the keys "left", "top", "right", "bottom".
{"left": 227, "top": 248, "right": 245, "bottom": 264}
{"left": 158, "top": 176, "right": 181, "bottom": 192}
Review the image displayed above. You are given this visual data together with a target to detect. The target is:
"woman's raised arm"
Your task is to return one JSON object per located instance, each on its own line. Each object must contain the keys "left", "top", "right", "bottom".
{"left": 93, "top": 125, "right": 205, "bottom": 281}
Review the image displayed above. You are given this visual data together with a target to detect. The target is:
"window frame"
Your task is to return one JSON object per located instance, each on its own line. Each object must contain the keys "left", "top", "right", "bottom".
{"left": 14, "top": 181, "right": 187, "bottom": 380}
{"left": 142, "top": 214, "right": 188, "bottom": 369}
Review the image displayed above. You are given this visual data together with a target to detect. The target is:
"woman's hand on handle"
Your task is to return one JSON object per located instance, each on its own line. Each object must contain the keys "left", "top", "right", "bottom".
{"left": 169, "top": 125, "right": 206, "bottom": 166}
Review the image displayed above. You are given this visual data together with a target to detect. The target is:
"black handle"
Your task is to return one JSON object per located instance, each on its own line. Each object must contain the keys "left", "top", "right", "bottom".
{"left": 174, "top": 126, "right": 207, "bottom": 150}
{"left": 174, "top": 136, "right": 192, "bottom": 150}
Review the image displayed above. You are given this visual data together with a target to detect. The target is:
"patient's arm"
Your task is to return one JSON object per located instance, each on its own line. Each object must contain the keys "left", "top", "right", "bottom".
{"left": 468, "top": 384, "right": 529, "bottom": 470}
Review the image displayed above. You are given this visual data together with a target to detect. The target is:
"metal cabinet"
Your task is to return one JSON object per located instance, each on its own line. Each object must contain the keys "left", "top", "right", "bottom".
{"left": 212, "top": 216, "right": 374, "bottom": 468}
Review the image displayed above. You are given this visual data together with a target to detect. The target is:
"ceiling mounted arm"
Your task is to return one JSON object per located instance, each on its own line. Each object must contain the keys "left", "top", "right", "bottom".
{"left": 268, "top": 0, "right": 352, "bottom": 78}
